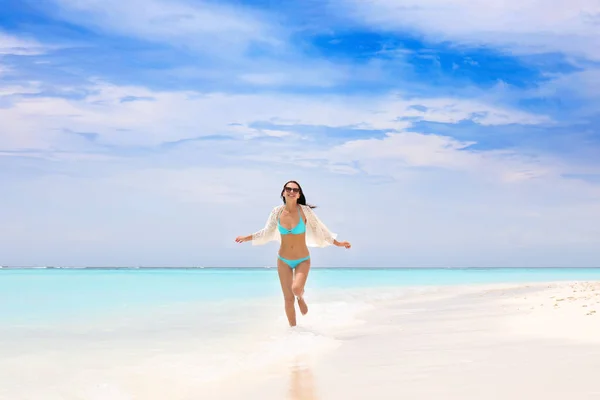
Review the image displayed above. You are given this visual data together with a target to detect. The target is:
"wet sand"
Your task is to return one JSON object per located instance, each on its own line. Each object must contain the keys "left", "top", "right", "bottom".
{"left": 219, "top": 281, "right": 600, "bottom": 400}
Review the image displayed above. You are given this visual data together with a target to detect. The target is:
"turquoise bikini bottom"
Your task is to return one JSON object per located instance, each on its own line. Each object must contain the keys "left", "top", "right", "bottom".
{"left": 278, "top": 255, "right": 310, "bottom": 269}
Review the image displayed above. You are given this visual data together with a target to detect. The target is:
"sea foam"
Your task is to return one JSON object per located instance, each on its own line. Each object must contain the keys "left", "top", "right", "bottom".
{"left": 0, "top": 286, "right": 382, "bottom": 400}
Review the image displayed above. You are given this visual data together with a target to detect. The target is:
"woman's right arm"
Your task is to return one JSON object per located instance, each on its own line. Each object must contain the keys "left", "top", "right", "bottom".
{"left": 236, "top": 206, "right": 280, "bottom": 244}
{"left": 235, "top": 234, "right": 252, "bottom": 243}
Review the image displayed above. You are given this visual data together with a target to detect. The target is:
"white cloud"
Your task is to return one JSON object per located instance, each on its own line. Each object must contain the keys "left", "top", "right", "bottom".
{"left": 238, "top": 66, "right": 345, "bottom": 88}
{"left": 103, "top": 167, "right": 269, "bottom": 205}
{"left": 533, "top": 68, "right": 600, "bottom": 103}
{"left": 511, "top": 67, "right": 600, "bottom": 120}
{"left": 0, "top": 80, "right": 552, "bottom": 152}
{"left": 0, "top": 32, "right": 46, "bottom": 55}
{"left": 45, "top": 0, "right": 367, "bottom": 89}
{"left": 50, "top": 0, "right": 283, "bottom": 56}
{"left": 244, "top": 127, "right": 570, "bottom": 184}
{"left": 336, "top": 0, "right": 600, "bottom": 60}
{"left": 394, "top": 97, "right": 552, "bottom": 126}
{"left": 320, "top": 131, "right": 558, "bottom": 182}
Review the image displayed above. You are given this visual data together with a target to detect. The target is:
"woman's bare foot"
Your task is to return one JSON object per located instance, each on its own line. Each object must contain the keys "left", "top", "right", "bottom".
{"left": 297, "top": 297, "right": 308, "bottom": 315}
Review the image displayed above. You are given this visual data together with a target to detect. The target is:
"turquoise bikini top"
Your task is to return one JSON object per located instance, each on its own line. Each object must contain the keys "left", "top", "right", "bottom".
{"left": 277, "top": 207, "right": 306, "bottom": 235}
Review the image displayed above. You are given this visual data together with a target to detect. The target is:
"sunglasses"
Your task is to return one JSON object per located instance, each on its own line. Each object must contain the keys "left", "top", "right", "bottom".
{"left": 284, "top": 187, "right": 300, "bottom": 193}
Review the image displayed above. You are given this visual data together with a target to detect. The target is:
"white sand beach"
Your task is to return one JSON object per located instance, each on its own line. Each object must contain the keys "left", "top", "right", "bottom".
{"left": 1, "top": 280, "right": 599, "bottom": 400}
{"left": 218, "top": 281, "right": 600, "bottom": 400}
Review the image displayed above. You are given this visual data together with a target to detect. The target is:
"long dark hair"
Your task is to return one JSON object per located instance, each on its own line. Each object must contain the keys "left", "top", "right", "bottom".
{"left": 280, "top": 180, "right": 317, "bottom": 209}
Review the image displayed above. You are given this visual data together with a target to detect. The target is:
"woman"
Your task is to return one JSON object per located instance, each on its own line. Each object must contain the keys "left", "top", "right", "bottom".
{"left": 235, "top": 180, "right": 351, "bottom": 327}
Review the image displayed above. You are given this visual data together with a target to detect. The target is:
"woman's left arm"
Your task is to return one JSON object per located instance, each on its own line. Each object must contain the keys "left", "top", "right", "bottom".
{"left": 304, "top": 206, "right": 351, "bottom": 249}
{"left": 333, "top": 239, "right": 352, "bottom": 249}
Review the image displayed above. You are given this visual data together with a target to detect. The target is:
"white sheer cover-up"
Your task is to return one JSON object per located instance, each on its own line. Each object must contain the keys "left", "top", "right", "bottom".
{"left": 251, "top": 204, "right": 338, "bottom": 248}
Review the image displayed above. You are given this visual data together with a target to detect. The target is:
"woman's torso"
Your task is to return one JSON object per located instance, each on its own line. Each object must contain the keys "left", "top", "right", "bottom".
{"left": 277, "top": 206, "right": 309, "bottom": 259}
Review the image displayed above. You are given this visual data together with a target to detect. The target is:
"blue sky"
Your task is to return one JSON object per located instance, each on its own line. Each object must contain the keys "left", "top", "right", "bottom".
{"left": 1, "top": 0, "right": 599, "bottom": 267}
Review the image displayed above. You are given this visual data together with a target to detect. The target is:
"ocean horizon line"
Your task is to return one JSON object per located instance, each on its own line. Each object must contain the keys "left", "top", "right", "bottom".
{"left": 1, "top": 266, "right": 599, "bottom": 270}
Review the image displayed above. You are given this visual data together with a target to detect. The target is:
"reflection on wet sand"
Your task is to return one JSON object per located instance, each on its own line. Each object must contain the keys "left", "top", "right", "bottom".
{"left": 287, "top": 361, "right": 319, "bottom": 400}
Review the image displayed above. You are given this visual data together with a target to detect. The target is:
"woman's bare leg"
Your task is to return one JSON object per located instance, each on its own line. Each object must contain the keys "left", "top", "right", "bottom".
{"left": 277, "top": 258, "right": 297, "bottom": 326}
{"left": 292, "top": 259, "right": 311, "bottom": 315}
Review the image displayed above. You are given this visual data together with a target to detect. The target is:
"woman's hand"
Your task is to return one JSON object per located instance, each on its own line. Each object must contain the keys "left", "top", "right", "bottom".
{"left": 235, "top": 235, "right": 251, "bottom": 243}
{"left": 334, "top": 240, "right": 351, "bottom": 249}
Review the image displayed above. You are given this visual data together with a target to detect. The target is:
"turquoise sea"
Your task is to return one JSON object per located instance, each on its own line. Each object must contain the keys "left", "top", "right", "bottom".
{"left": 1, "top": 267, "right": 599, "bottom": 399}
{"left": 2, "top": 267, "right": 600, "bottom": 324}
